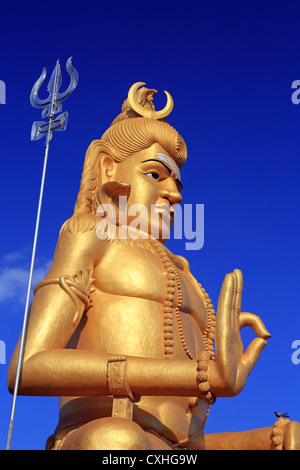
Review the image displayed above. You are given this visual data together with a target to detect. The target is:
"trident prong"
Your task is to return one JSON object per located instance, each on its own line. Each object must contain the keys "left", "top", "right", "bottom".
{"left": 56, "top": 57, "right": 79, "bottom": 104}
{"left": 30, "top": 56, "right": 78, "bottom": 119}
{"left": 29, "top": 67, "right": 49, "bottom": 109}
{"left": 6, "top": 57, "right": 78, "bottom": 451}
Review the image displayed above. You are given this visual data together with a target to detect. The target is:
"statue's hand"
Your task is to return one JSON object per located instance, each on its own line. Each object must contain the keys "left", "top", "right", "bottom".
{"left": 213, "top": 269, "right": 271, "bottom": 396}
{"left": 272, "top": 418, "right": 300, "bottom": 449}
{"left": 281, "top": 420, "right": 300, "bottom": 450}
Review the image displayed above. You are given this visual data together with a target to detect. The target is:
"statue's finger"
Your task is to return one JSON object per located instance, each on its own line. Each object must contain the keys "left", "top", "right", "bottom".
{"left": 233, "top": 337, "right": 268, "bottom": 395}
{"left": 232, "top": 271, "right": 237, "bottom": 328}
{"left": 216, "top": 273, "right": 234, "bottom": 326}
{"left": 239, "top": 312, "right": 271, "bottom": 339}
{"left": 233, "top": 269, "right": 243, "bottom": 319}
{"left": 241, "top": 337, "right": 268, "bottom": 374}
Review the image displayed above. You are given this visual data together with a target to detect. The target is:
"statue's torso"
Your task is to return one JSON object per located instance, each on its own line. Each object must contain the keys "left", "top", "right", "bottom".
{"left": 58, "top": 238, "right": 209, "bottom": 447}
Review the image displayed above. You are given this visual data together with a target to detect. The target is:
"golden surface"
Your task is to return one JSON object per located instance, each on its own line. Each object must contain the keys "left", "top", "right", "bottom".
{"left": 7, "top": 83, "right": 300, "bottom": 450}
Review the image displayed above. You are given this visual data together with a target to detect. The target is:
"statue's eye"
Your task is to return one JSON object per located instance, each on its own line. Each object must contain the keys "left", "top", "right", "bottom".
{"left": 145, "top": 172, "right": 160, "bottom": 180}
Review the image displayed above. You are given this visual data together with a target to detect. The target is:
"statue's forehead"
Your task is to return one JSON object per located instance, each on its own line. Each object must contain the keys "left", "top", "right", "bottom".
{"left": 155, "top": 152, "right": 181, "bottom": 180}
{"left": 127, "top": 144, "right": 181, "bottom": 182}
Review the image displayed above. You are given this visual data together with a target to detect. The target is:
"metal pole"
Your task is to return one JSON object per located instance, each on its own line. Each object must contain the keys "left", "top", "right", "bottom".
{"left": 6, "top": 133, "right": 51, "bottom": 450}
{"left": 6, "top": 63, "right": 59, "bottom": 450}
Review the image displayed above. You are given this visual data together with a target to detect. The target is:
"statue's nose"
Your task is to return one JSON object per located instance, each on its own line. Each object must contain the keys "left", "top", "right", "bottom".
{"left": 158, "top": 179, "right": 182, "bottom": 205}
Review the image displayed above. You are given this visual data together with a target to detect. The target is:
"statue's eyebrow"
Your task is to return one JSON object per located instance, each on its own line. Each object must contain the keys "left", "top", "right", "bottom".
{"left": 141, "top": 159, "right": 183, "bottom": 190}
{"left": 141, "top": 159, "right": 172, "bottom": 174}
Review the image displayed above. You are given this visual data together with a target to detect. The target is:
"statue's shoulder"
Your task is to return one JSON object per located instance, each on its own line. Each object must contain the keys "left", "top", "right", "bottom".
{"left": 172, "top": 254, "right": 191, "bottom": 273}
{"left": 60, "top": 213, "right": 99, "bottom": 235}
{"left": 162, "top": 246, "right": 191, "bottom": 273}
{"left": 56, "top": 213, "right": 108, "bottom": 262}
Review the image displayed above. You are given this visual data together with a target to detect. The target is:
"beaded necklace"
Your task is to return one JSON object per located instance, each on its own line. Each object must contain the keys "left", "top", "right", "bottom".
{"left": 147, "top": 238, "right": 216, "bottom": 361}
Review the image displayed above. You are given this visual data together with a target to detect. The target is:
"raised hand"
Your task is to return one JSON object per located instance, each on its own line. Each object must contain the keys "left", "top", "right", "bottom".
{"left": 212, "top": 269, "right": 271, "bottom": 397}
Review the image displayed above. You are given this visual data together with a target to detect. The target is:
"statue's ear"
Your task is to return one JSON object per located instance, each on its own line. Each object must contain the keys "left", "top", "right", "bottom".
{"left": 73, "top": 140, "right": 119, "bottom": 219}
{"left": 97, "top": 153, "right": 131, "bottom": 207}
{"left": 98, "top": 153, "right": 117, "bottom": 185}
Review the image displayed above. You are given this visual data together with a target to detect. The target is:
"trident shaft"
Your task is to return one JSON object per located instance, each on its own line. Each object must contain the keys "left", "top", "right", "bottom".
{"left": 6, "top": 57, "right": 78, "bottom": 450}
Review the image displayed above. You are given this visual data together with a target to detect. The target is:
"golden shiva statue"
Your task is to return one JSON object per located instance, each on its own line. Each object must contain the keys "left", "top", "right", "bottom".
{"left": 7, "top": 82, "right": 300, "bottom": 450}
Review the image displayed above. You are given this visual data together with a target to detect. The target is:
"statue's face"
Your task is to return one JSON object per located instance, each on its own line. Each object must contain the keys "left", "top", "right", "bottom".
{"left": 113, "top": 143, "right": 183, "bottom": 242}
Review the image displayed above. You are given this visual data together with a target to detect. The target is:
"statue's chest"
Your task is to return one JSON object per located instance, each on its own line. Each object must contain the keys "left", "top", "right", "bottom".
{"left": 94, "top": 241, "right": 207, "bottom": 318}
{"left": 89, "top": 240, "right": 214, "bottom": 360}
{"left": 94, "top": 241, "right": 166, "bottom": 302}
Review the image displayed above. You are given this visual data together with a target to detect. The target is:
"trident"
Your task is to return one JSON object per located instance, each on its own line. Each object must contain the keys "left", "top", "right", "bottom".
{"left": 6, "top": 57, "right": 78, "bottom": 450}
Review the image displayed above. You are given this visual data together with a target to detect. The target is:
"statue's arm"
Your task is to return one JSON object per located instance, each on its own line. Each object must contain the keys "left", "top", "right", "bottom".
{"left": 185, "top": 407, "right": 275, "bottom": 450}
{"left": 205, "top": 419, "right": 300, "bottom": 450}
{"left": 204, "top": 428, "right": 274, "bottom": 450}
{"left": 7, "top": 226, "right": 200, "bottom": 398}
{"left": 7, "top": 224, "right": 100, "bottom": 395}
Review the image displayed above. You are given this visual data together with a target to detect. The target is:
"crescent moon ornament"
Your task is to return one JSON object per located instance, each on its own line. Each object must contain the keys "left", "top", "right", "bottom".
{"left": 128, "top": 82, "right": 174, "bottom": 119}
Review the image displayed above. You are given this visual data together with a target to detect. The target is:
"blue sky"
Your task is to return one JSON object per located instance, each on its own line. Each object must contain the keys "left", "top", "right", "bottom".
{"left": 0, "top": 0, "right": 300, "bottom": 450}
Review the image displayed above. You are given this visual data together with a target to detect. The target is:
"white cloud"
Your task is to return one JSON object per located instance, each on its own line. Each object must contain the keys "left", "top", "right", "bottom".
{"left": 3, "top": 248, "right": 31, "bottom": 263}
{"left": 0, "top": 250, "right": 51, "bottom": 306}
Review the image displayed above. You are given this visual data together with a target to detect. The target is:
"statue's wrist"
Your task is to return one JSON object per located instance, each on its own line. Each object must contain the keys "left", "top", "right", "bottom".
{"left": 107, "top": 355, "right": 140, "bottom": 402}
{"left": 271, "top": 417, "right": 290, "bottom": 450}
{"left": 196, "top": 351, "right": 216, "bottom": 405}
